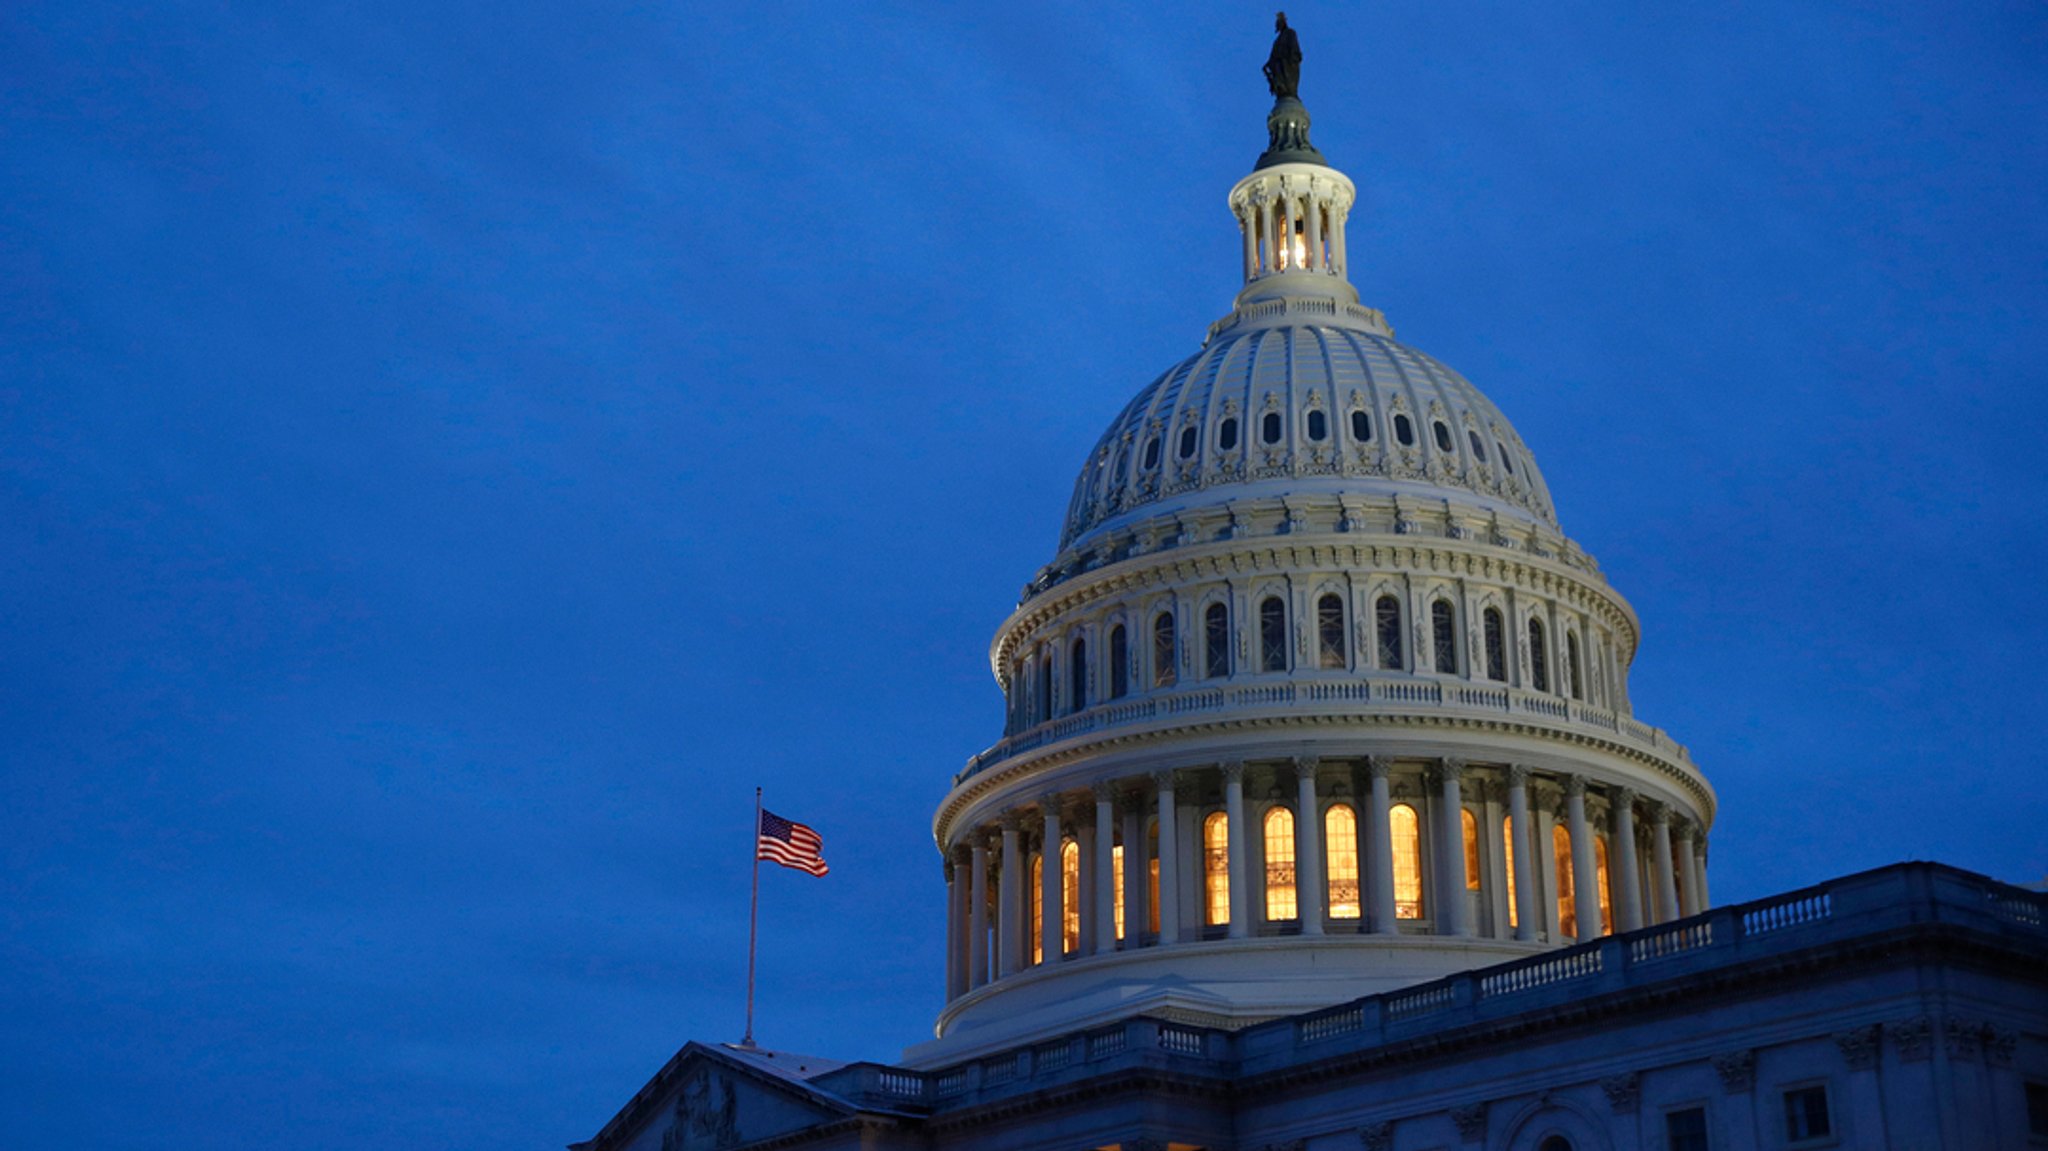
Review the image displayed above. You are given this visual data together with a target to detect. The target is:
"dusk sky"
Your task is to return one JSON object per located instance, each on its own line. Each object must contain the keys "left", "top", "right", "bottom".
{"left": 4, "top": 3, "right": 2045, "bottom": 1148}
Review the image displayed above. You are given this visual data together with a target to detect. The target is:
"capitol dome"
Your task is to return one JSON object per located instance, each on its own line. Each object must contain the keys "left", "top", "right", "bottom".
{"left": 911, "top": 87, "right": 1713, "bottom": 1067}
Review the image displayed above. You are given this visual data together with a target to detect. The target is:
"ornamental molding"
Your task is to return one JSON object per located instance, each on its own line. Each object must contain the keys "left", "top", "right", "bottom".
{"left": 1892, "top": 1015, "right": 1933, "bottom": 1061}
{"left": 1448, "top": 1102, "right": 1487, "bottom": 1140}
{"left": 1711, "top": 1048, "right": 1755, "bottom": 1091}
{"left": 1599, "top": 1071, "right": 1640, "bottom": 1112}
{"left": 1833, "top": 1024, "right": 1881, "bottom": 1069}
{"left": 1358, "top": 1121, "right": 1393, "bottom": 1151}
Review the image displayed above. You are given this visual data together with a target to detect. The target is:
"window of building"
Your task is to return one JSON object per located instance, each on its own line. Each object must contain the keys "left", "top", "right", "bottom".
{"left": 1317, "top": 593, "right": 1346, "bottom": 669}
{"left": 1595, "top": 835, "right": 1613, "bottom": 936}
{"left": 1219, "top": 417, "right": 1239, "bottom": 451}
{"left": 1061, "top": 840, "right": 1081, "bottom": 955}
{"left": 1483, "top": 608, "right": 1506, "bottom": 682}
{"left": 1111, "top": 843, "right": 1125, "bottom": 940}
{"left": 1351, "top": 409, "right": 1372, "bottom": 442}
{"left": 1529, "top": 617, "right": 1550, "bottom": 693}
{"left": 1264, "top": 806, "right": 1297, "bottom": 921}
{"left": 1538, "top": 1138, "right": 1574, "bottom": 1151}
{"left": 1147, "top": 820, "right": 1161, "bottom": 936}
{"left": 1203, "top": 811, "right": 1230, "bottom": 926}
{"left": 1262, "top": 410, "right": 1283, "bottom": 445}
{"left": 1029, "top": 852, "right": 1043, "bottom": 965}
{"left": 1503, "top": 816, "right": 1518, "bottom": 929}
{"left": 1783, "top": 1084, "right": 1832, "bottom": 1142}
{"left": 1376, "top": 595, "right": 1404, "bottom": 670}
{"left": 1142, "top": 435, "right": 1161, "bottom": 470}
{"left": 1152, "top": 611, "right": 1176, "bottom": 688}
{"left": 1432, "top": 420, "right": 1454, "bottom": 452}
{"left": 1306, "top": 409, "right": 1327, "bottom": 441}
{"left": 1069, "top": 637, "right": 1089, "bottom": 713}
{"left": 1394, "top": 413, "right": 1415, "bottom": 446}
{"left": 1432, "top": 600, "right": 1458, "bottom": 674}
{"left": 1666, "top": 1106, "right": 1709, "bottom": 1151}
{"left": 1205, "top": 602, "right": 1231, "bottom": 679}
{"left": 1108, "top": 624, "right": 1129, "bottom": 700}
{"left": 1178, "top": 425, "right": 1198, "bottom": 459}
{"left": 1566, "top": 631, "right": 1583, "bottom": 700}
{"left": 2026, "top": 1080, "right": 2048, "bottom": 1137}
{"left": 1038, "top": 654, "right": 1055, "bottom": 722}
{"left": 1498, "top": 442, "right": 1515, "bottom": 474}
{"left": 1462, "top": 808, "right": 1481, "bottom": 890}
{"left": 1259, "top": 596, "right": 1287, "bottom": 672}
{"left": 1468, "top": 429, "right": 1487, "bottom": 461}
{"left": 1326, "top": 804, "right": 1360, "bottom": 918}
{"left": 1553, "top": 823, "right": 1577, "bottom": 938}
{"left": 1391, "top": 803, "right": 1423, "bottom": 918}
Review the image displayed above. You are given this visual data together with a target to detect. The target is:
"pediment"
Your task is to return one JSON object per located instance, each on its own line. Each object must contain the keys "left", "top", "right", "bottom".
{"left": 599, "top": 1043, "right": 855, "bottom": 1151}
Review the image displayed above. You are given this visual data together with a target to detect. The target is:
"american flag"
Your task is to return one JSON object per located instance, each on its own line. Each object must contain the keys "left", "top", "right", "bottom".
{"left": 757, "top": 809, "right": 829, "bottom": 877}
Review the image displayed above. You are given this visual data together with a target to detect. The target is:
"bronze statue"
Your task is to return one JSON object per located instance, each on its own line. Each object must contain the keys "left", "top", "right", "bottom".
{"left": 1264, "top": 12, "right": 1301, "bottom": 100}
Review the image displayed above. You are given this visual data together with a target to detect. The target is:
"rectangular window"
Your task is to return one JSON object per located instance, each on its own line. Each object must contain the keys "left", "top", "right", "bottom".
{"left": 2028, "top": 1081, "right": 2048, "bottom": 1138}
{"left": 1783, "top": 1084, "right": 1831, "bottom": 1142}
{"left": 1666, "top": 1106, "right": 1709, "bottom": 1151}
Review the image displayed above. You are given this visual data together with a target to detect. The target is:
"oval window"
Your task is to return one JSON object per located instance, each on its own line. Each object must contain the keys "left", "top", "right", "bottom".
{"left": 1468, "top": 430, "right": 1487, "bottom": 461}
{"left": 1219, "top": 417, "right": 1240, "bottom": 451}
{"left": 1432, "top": 421, "right": 1454, "bottom": 452}
{"left": 1262, "top": 411, "right": 1283, "bottom": 444}
{"left": 1306, "top": 410, "right": 1327, "bottom": 441}
{"left": 1394, "top": 414, "right": 1415, "bottom": 446}
{"left": 1143, "top": 435, "right": 1161, "bottom": 470}
{"left": 1498, "top": 443, "right": 1514, "bottom": 474}
{"left": 1178, "top": 426, "right": 1198, "bottom": 459}
{"left": 1351, "top": 410, "right": 1371, "bottom": 442}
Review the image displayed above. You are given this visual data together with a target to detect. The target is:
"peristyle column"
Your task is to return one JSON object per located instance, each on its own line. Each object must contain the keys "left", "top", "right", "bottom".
{"left": 944, "top": 854, "right": 962, "bottom": 1000}
{"left": 1120, "top": 788, "right": 1146, "bottom": 947}
{"left": 1437, "top": 759, "right": 1469, "bottom": 937}
{"left": 1039, "top": 796, "right": 1064, "bottom": 961}
{"left": 998, "top": 815, "right": 1022, "bottom": 976}
{"left": 968, "top": 834, "right": 989, "bottom": 988}
{"left": 1649, "top": 803, "right": 1678, "bottom": 923}
{"left": 1223, "top": 761, "right": 1249, "bottom": 939}
{"left": 1153, "top": 771, "right": 1181, "bottom": 945}
{"left": 1565, "top": 776, "right": 1600, "bottom": 942}
{"left": 1367, "top": 757, "right": 1398, "bottom": 934}
{"left": 1293, "top": 757, "right": 1326, "bottom": 933}
{"left": 1507, "top": 766, "right": 1538, "bottom": 942}
{"left": 1673, "top": 820, "right": 1698, "bottom": 918}
{"left": 1610, "top": 787, "right": 1643, "bottom": 933}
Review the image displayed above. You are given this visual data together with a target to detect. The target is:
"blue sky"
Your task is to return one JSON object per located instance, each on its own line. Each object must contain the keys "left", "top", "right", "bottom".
{"left": 3, "top": 3, "right": 2045, "bottom": 1148}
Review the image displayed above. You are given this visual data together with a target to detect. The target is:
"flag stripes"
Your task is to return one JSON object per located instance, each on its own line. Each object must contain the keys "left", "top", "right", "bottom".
{"left": 757, "top": 809, "right": 829, "bottom": 876}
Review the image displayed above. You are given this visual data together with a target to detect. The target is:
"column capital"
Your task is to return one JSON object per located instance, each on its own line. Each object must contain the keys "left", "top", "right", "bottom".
{"left": 1037, "top": 793, "right": 1064, "bottom": 816}
{"left": 1564, "top": 774, "right": 1588, "bottom": 798}
{"left": 1292, "top": 754, "right": 1322, "bottom": 781}
{"left": 1365, "top": 755, "right": 1392, "bottom": 781}
{"left": 1507, "top": 763, "right": 1532, "bottom": 787}
{"left": 1119, "top": 787, "right": 1149, "bottom": 816}
{"left": 1151, "top": 769, "right": 1177, "bottom": 791}
{"left": 1612, "top": 785, "right": 1637, "bottom": 809}
{"left": 943, "top": 859, "right": 956, "bottom": 882}
{"left": 1647, "top": 800, "right": 1672, "bottom": 825}
{"left": 1221, "top": 760, "right": 1246, "bottom": 784}
{"left": 1064, "top": 800, "right": 1093, "bottom": 827}
{"left": 1673, "top": 818, "right": 1699, "bottom": 842}
{"left": 950, "top": 842, "right": 972, "bottom": 864}
{"left": 1439, "top": 757, "right": 1467, "bottom": 783}
{"left": 1091, "top": 780, "right": 1115, "bottom": 803}
{"left": 997, "top": 812, "right": 1020, "bottom": 834}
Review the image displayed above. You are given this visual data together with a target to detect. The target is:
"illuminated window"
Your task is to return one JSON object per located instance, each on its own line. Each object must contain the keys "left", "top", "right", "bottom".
{"left": 1595, "top": 834, "right": 1613, "bottom": 936}
{"left": 1462, "top": 808, "right": 1481, "bottom": 890}
{"left": 1264, "top": 806, "right": 1297, "bottom": 921}
{"left": 1069, "top": 637, "right": 1089, "bottom": 713}
{"left": 1108, "top": 624, "right": 1128, "bottom": 699}
{"left": 1152, "top": 611, "right": 1176, "bottom": 688}
{"left": 1351, "top": 409, "right": 1372, "bottom": 442}
{"left": 1567, "top": 632, "right": 1583, "bottom": 700}
{"left": 1306, "top": 409, "right": 1327, "bottom": 441}
{"left": 1259, "top": 596, "right": 1287, "bottom": 672}
{"left": 1061, "top": 840, "right": 1080, "bottom": 954}
{"left": 1147, "top": 820, "right": 1160, "bottom": 935}
{"left": 1317, "top": 593, "right": 1346, "bottom": 669}
{"left": 1503, "top": 816, "right": 1517, "bottom": 929}
{"left": 1029, "top": 852, "right": 1043, "bottom": 965}
{"left": 1432, "top": 600, "right": 1458, "bottom": 674}
{"left": 1204, "top": 603, "right": 1230, "bottom": 679}
{"left": 1326, "top": 804, "right": 1360, "bottom": 918}
{"left": 1554, "top": 823, "right": 1577, "bottom": 938}
{"left": 1375, "top": 595, "right": 1403, "bottom": 669}
{"left": 1529, "top": 618, "right": 1550, "bottom": 693}
{"left": 1112, "top": 844, "right": 1125, "bottom": 940}
{"left": 1218, "top": 417, "right": 1239, "bottom": 452}
{"left": 1203, "top": 812, "right": 1230, "bottom": 926}
{"left": 1394, "top": 413, "right": 1415, "bottom": 446}
{"left": 1391, "top": 803, "right": 1423, "bottom": 918}
{"left": 1483, "top": 608, "right": 1506, "bottom": 682}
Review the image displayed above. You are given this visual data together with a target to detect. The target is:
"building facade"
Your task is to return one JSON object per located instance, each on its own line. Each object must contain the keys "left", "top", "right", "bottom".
{"left": 576, "top": 38, "right": 2048, "bottom": 1151}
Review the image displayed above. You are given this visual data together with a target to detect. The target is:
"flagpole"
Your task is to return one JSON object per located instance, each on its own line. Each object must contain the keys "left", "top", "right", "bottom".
{"left": 742, "top": 786, "right": 761, "bottom": 1048}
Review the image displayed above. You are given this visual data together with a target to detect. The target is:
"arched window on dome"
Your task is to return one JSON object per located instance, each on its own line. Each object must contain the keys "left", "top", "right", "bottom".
{"left": 1468, "top": 429, "right": 1488, "bottom": 462}
{"left": 1108, "top": 624, "right": 1129, "bottom": 700}
{"left": 1142, "top": 434, "right": 1161, "bottom": 471}
{"left": 1306, "top": 409, "right": 1327, "bottom": 441}
{"left": 1204, "top": 603, "right": 1231, "bottom": 679}
{"left": 1263, "top": 806, "right": 1297, "bottom": 921}
{"left": 1029, "top": 851, "right": 1043, "bottom": 965}
{"left": 1528, "top": 618, "right": 1550, "bottom": 693}
{"left": 1326, "top": 804, "right": 1360, "bottom": 918}
{"left": 1432, "top": 600, "right": 1458, "bottom": 675}
{"left": 1069, "top": 637, "right": 1089, "bottom": 713}
{"left": 1259, "top": 596, "right": 1287, "bottom": 672}
{"left": 1553, "top": 823, "right": 1577, "bottom": 939}
{"left": 1483, "top": 608, "right": 1507, "bottom": 682}
{"left": 1038, "top": 653, "right": 1055, "bottom": 722}
{"left": 1432, "top": 420, "right": 1454, "bottom": 453}
{"left": 1351, "top": 410, "right": 1373, "bottom": 443}
{"left": 1317, "top": 593, "right": 1346, "bottom": 669}
{"left": 1390, "top": 804, "right": 1423, "bottom": 918}
{"left": 1566, "top": 631, "right": 1583, "bottom": 700}
{"left": 1503, "top": 815, "right": 1518, "bottom": 930}
{"left": 1261, "top": 411, "right": 1284, "bottom": 445}
{"left": 1462, "top": 808, "right": 1481, "bottom": 890}
{"left": 1595, "top": 834, "right": 1613, "bottom": 936}
{"left": 1498, "top": 442, "right": 1515, "bottom": 474}
{"left": 1203, "top": 811, "right": 1230, "bottom": 926}
{"left": 1394, "top": 413, "right": 1415, "bottom": 446}
{"left": 1375, "top": 595, "right": 1403, "bottom": 670}
{"left": 1152, "top": 611, "right": 1177, "bottom": 688}
{"left": 1061, "top": 840, "right": 1081, "bottom": 955}
{"left": 1178, "top": 425, "right": 1198, "bottom": 459}
{"left": 1219, "top": 417, "right": 1240, "bottom": 452}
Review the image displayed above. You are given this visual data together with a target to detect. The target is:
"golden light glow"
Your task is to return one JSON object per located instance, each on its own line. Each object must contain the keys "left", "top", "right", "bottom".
{"left": 1326, "top": 804, "right": 1361, "bottom": 918}
{"left": 1595, "top": 835, "right": 1613, "bottom": 936}
{"left": 1263, "top": 806, "right": 1297, "bottom": 921}
{"left": 1462, "top": 808, "right": 1481, "bottom": 890}
{"left": 1503, "top": 816, "right": 1518, "bottom": 929}
{"left": 1112, "top": 844, "right": 1125, "bottom": 940}
{"left": 1391, "top": 803, "right": 1423, "bottom": 919}
{"left": 1030, "top": 852, "right": 1043, "bottom": 965}
{"left": 1553, "top": 824, "right": 1577, "bottom": 938}
{"left": 1061, "top": 840, "right": 1081, "bottom": 954}
{"left": 1203, "top": 811, "right": 1230, "bottom": 926}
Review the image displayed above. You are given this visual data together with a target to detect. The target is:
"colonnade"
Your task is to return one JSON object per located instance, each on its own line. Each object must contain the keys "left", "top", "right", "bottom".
{"left": 941, "top": 758, "right": 1710, "bottom": 1003}
{"left": 1230, "top": 172, "right": 1351, "bottom": 281}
